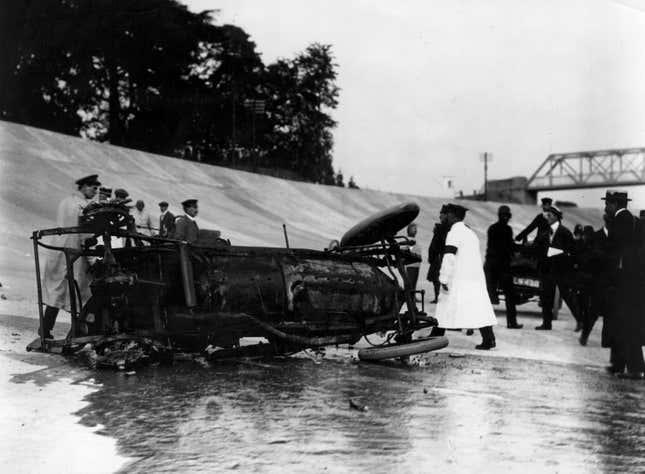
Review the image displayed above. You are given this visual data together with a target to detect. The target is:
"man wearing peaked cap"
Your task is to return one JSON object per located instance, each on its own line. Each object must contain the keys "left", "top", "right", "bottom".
{"left": 75, "top": 174, "right": 101, "bottom": 187}
{"left": 40, "top": 174, "right": 100, "bottom": 340}
{"left": 444, "top": 203, "right": 468, "bottom": 219}
{"left": 535, "top": 203, "right": 582, "bottom": 331}
{"left": 601, "top": 190, "right": 645, "bottom": 378}
{"left": 158, "top": 201, "right": 175, "bottom": 238}
{"left": 427, "top": 204, "right": 450, "bottom": 303}
{"left": 545, "top": 205, "right": 562, "bottom": 220}
{"left": 173, "top": 199, "right": 199, "bottom": 243}
{"left": 432, "top": 202, "right": 498, "bottom": 350}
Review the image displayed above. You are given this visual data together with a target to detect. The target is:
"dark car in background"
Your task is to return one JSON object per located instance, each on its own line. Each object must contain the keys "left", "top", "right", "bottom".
{"left": 499, "top": 245, "right": 562, "bottom": 319}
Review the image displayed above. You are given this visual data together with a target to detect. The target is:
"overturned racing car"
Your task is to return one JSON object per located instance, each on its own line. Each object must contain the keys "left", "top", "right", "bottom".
{"left": 29, "top": 201, "right": 448, "bottom": 366}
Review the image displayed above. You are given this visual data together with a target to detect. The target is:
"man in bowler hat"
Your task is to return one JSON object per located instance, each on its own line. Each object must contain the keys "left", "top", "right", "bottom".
{"left": 602, "top": 191, "right": 645, "bottom": 379}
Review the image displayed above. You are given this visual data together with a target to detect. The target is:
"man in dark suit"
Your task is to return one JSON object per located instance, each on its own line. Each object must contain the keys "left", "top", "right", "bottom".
{"left": 535, "top": 205, "right": 580, "bottom": 330}
{"left": 158, "top": 201, "right": 175, "bottom": 238}
{"left": 515, "top": 197, "right": 553, "bottom": 243}
{"left": 602, "top": 191, "right": 645, "bottom": 379}
{"left": 173, "top": 199, "right": 199, "bottom": 243}
{"left": 427, "top": 205, "right": 449, "bottom": 303}
{"left": 578, "top": 217, "right": 610, "bottom": 345}
{"left": 484, "top": 205, "right": 522, "bottom": 328}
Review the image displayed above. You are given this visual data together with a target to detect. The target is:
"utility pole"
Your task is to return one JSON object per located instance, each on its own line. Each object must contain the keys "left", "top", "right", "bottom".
{"left": 480, "top": 152, "right": 492, "bottom": 201}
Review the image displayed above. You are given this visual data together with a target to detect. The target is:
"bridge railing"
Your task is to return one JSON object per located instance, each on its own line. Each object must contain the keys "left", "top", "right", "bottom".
{"left": 527, "top": 148, "right": 645, "bottom": 191}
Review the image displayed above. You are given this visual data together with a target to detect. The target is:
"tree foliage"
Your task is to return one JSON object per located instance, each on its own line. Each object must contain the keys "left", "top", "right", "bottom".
{"left": 0, "top": 1, "right": 347, "bottom": 185}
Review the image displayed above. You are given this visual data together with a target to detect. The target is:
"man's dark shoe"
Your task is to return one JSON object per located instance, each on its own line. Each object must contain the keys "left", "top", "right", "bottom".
{"left": 475, "top": 341, "right": 496, "bottom": 350}
{"left": 466, "top": 329, "right": 474, "bottom": 336}
{"left": 507, "top": 323, "right": 523, "bottom": 329}
{"left": 535, "top": 325, "right": 552, "bottom": 330}
{"left": 617, "top": 372, "right": 645, "bottom": 380}
{"left": 579, "top": 332, "right": 589, "bottom": 346}
{"left": 605, "top": 365, "right": 623, "bottom": 374}
{"left": 431, "top": 299, "right": 438, "bottom": 304}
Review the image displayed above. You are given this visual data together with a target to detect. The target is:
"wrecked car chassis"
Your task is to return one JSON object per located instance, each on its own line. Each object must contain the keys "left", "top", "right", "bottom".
{"left": 30, "top": 203, "right": 440, "bottom": 361}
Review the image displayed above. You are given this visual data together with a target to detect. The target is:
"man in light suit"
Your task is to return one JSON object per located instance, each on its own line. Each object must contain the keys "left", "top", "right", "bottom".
{"left": 41, "top": 174, "right": 100, "bottom": 338}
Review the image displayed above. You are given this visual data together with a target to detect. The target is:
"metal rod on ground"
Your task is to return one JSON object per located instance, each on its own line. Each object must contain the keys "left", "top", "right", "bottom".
{"left": 283, "top": 224, "right": 290, "bottom": 249}
{"left": 32, "top": 233, "right": 45, "bottom": 350}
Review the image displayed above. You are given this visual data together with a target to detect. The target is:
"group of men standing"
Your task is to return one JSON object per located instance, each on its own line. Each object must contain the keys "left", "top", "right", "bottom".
{"left": 39, "top": 173, "right": 202, "bottom": 339}
{"left": 111, "top": 191, "right": 199, "bottom": 243}
{"left": 424, "top": 192, "right": 645, "bottom": 378}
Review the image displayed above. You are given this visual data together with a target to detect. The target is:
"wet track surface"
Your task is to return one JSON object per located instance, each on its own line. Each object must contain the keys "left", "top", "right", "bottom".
{"left": 72, "top": 352, "right": 645, "bottom": 473}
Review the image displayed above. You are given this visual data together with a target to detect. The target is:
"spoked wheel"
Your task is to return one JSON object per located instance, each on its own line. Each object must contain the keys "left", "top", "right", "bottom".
{"left": 358, "top": 336, "right": 449, "bottom": 361}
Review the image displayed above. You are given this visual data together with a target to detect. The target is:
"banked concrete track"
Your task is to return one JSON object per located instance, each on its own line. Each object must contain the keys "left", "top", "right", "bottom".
{"left": 0, "top": 120, "right": 602, "bottom": 302}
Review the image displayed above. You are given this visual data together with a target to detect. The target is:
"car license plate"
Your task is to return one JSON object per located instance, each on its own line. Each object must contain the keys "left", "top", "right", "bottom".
{"left": 513, "top": 277, "right": 540, "bottom": 288}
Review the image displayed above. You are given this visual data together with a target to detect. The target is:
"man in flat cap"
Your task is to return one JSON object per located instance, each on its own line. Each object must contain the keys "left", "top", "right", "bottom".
{"left": 158, "top": 201, "right": 175, "bottom": 238}
{"left": 40, "top": 174, "right": 100, "bottom": 339}
{"left": 601, "top": 190, "right": 645, "bottom": 378}
{"left": 484, "top": 205, "right": 522, "bottom": 328}
{"left": 535, "top": 205, "right": 580, "bottom": 330}
{"left": 114, "top": 188, "right": 129, "bottom": 201}
{"left": 426, "top": 204, "right": 449, "bottom": 303}
{"left": 433, "top": 204, "right": 498, "bottom": 350}
{"left": 515, "top": 197, "right": 553, "bottom": 243}
{"left": 173, "top": 199, "right": 199, "bottom": 243}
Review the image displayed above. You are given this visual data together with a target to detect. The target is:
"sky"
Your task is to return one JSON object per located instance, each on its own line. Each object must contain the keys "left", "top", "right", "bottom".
{"left": 185, "top": 0, "right": 645, "bottom": 207}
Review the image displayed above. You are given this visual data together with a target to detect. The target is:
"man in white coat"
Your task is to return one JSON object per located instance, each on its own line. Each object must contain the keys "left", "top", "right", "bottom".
{"left": 40, "top": 174, "right": 100, "bottom": 338}
{"left": 432, "top": 204, "right": 498, "bottom": 349}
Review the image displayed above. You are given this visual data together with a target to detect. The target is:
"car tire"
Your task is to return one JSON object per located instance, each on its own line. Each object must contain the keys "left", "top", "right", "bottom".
{"left": 358, "top": 336, "right": 449, "bottom": 361}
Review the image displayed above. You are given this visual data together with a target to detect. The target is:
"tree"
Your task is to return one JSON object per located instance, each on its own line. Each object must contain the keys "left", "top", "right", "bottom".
{"left": 348, "top": 176, "right": 359, "bottom": 189}
{"left": 264, "top": 43, "right": 339, "bottom": 183}
{"left": 0, "top": 4, "right": 352, "bottom": 185}
{"left": 184, "top": 24, "right": 265, "bottom": 162}
{"left": 0, "top": 0, "right": 215, "bottom": 152}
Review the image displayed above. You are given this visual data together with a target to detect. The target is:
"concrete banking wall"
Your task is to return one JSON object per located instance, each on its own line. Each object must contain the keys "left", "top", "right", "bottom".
{"left": 0, "top": 120, "right": 602, "bottom": 301}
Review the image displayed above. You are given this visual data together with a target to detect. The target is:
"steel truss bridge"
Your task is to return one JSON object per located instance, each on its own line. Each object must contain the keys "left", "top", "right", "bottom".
{"left": 526, "top": 148, "right": 645, "bottom": 196}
